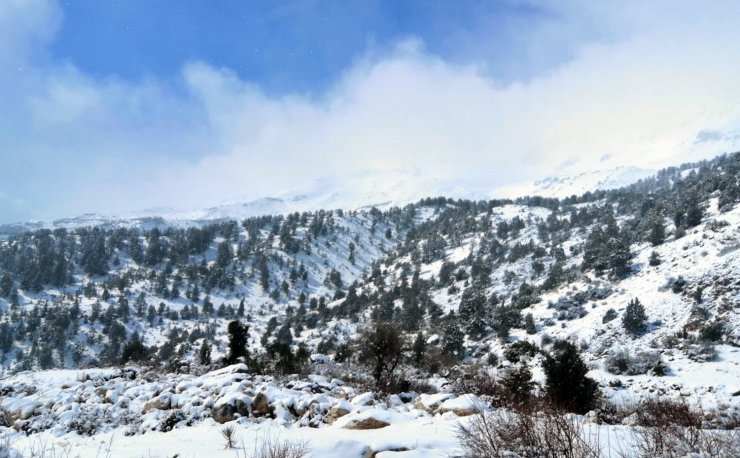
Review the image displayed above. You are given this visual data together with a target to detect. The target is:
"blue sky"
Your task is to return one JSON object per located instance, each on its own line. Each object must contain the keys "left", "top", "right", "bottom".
{"left": 1, "top": 0, "right": 740, "bottom": 223}
{"left": 50, "top": 1, "right": 574, "bottom": 93}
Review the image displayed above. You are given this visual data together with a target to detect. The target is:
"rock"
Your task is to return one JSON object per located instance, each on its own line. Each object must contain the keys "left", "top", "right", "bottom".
{"left": 104, "top": 390, "right": 118, "bottom": 404}
{"left": 351, "top": 392, "right": 375, "bottom": 406}
{"left": 212, "top": 403, "right": 237, "bottom": 424}
{"left": 251, "top": 393, "right": 274, "bottom": 418}
{"left": 327, "top": 400, "right": 353, "bottom": 425}
{"left": 143, "top": 392, "right": 172, "bottom": 412}
{"left": 622, "top": 412, "right": 639, "bottom": 426}
{"left": 584, "top": 409, "right": 600, "bottom": 424}
{"left": 438, "top": 394, "right": 483, "bottom": 417}
{"left": 364, "top": 448, "right": 410, "bottom": 458}
{"left": 414, "top": 393, "right": 454, "bottom": 413}
{"left": 211, "top": 394, "right": 252, "bottom": 423}
{"left": 344, "top": 417, "right": 390, "bottom": 430}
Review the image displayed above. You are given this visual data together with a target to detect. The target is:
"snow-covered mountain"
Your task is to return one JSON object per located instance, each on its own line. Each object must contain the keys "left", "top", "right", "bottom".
{"left": 0, "top": 166, "right": 659, "bottom": 237}
{"left": 489, "top": 166, "right": 656, "bottom": 198}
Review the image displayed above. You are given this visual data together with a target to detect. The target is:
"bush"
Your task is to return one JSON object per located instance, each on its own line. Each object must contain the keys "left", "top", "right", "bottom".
{"left": 632, "top": 398, "right": 739, "bottom": 457}
{"left": 604, "top": 350, "right": 667, "bottom": 376}
{"left": 457, "top": 403, "right": 602, "bottom": 458}
{"left": 503, "top": 341, "right": 539, "bottom": 363}
{"left": 622, "top": 298, "right": 647, "bottom": 336}
{"left": 543, "top": 340, "right": 600, "bottom": 414}
{"left": 237, "top": 434, "right": 311, "bottom": 458}
{"left": 601, "top": 308, "right": 617, "bottom": 324}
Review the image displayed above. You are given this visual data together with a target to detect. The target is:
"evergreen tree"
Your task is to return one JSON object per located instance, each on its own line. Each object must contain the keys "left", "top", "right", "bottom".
{"left": 501, "top": 364, "right": 535, "bottom": 406}
{"left": 226, "top": 320, "right": 250, "bottom": 365}
{"left": 543, "top": 340, "right": 600, "bottom": 414}
{"left": 198, "top": 340, "right": 212, "bottom": 365}
{"left": 684, "top": 193, "right": 703, "bottom": 228}
{"left": 622, "top": 298, "right": 647, "bottom": 336}
{"left": 360, "top": 321, "right": 404, "bottom": 389}
{"left": 442, "top": 321, "right": 465, "bottom": 359}
{"left": 458, "top": 286, "right": 487, "bottom": 339}
{"left": 524, "top": 313, "right": 536, "bottom": 335}
{"left": 121, "top": 333, "right": 148, "bottom": 363}
{"left": 411, "top": 331, "right": 426, "bottom": 367}
{"left": 648, "top": 216, "right": 666, "bottom": 246}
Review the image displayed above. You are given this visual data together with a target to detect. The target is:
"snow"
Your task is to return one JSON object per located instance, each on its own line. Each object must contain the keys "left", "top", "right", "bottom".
{"left": 490, "top": 166, "right": 656, "bottom": 198}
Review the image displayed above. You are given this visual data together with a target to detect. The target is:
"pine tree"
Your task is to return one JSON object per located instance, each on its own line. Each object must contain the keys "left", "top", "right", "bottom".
{"left": 198, "top": 340, "right": 212, "bottom": 365}
{"left": 412, "top": 332, "right": 426, "bottom": 366}
{"left": 543, "top": 340, "right": 600, "bottom": 414}
{"left": 622, "top": 297, "right": 647, "bottom": 336}
{"left": 648, "top": 216, "right": 666, "bottom": 246}
{"left": 442, "top": 321, "right": 465, "bottom": 359}
{"left": 226, "top": 320, "right": 250, "bottom": 365}
{"left": 524, "top": 313, "right": 536, "bottom": 335}
{"left": 648, "top": 251, "right": 661, "bottom": 266}
{"left": 360, "top": 321, "right": 404, "bottom": 388}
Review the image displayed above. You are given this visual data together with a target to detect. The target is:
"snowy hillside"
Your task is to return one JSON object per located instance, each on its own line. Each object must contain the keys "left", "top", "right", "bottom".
{"left": 0, "top": 152, "right": 739, "bottom": 457}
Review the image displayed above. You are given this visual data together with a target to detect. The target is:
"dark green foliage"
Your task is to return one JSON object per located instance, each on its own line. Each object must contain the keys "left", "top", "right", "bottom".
{"left": 412, "top": 332, "right": 426, "bottom": 366}
{"left": 458, "top": 286, "right": 487, "bottom": 339}
{"left": 226, "top": 320, "right": 250, "bottom": 366}
{"left": 524, "top": 313, "right": 536, "bottom": 334}
{"left": 648, "top": 215, "right": 666, "bottom": 246}
{"left": 699, "top": 320, "right": 724, "bottom": 342}
{"left": 121, "top": 333, "right": 149, "bottom": 363}
{"left": 543, "top": 340, "right": 600, "bottom": 414}
{"left": 622, "top": 298, "right": 647, "bottom": 336}
{"left": 492, "top": 305, "right": 521, "bottom": 341}
{"left": 500, "top": 364, "right": 535, "bottom": 406}
{"left": 648, "top": 250, "right": 661, "bottom": 266}
{"left": 198, "top": 340, "right": 211, "bottom": 365}
{"left": 360, "top": 321, "right": 404, "bottom": 389}
{"left": 582, "top": 214, "right": 633, "bottom": 278}
{"left": 504, "top": 340, "right": 539, "bottom": 363}
{"left": 442, "top": 321, "right": 465, "bottom": 359}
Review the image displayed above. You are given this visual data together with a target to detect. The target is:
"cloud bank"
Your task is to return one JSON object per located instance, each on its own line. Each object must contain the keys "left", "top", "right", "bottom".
{"left": 2, "top": 0, "right": 740, "bottom": 223}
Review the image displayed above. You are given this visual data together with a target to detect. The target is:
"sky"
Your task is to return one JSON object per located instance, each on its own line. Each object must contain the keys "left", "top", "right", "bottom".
{"left": 2, "top": 0, "right": 740, "bottom": 223}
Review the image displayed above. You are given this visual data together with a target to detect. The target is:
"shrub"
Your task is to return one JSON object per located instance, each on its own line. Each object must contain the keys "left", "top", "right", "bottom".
{"left": 622, "top": 298, "right": 647, "bottom": 336}
{"left": 358, "top": 321, "right": 404, "bottom": 390}
{"left": 632, "top": 398, "right": 739, "bottom": 457}
{"left": 503, "top": 341, "right": 539, "bottom": 363}
{"left": 238, "top": 435, "right": 311, "bottom": 458}
{"left": 601, "top": 308, "right": 617, "bottom": 324}
{"left": 456, "top": 403, "right": 601, "bottom": 458}
{"left": 543, "top": 340, "right": 600, "bottom": 414}
{"left": 604, "top": 350, "right": 667, "bottom": 376}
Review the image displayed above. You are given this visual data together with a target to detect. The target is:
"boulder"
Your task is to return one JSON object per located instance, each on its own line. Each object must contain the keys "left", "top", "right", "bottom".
{"left": 438, "top": 394, "right": 483, "bottom": 417}
{"left": 143, "top": 392, "right": 172, "bottom": 412}
{"left": 251, "top": 392, "right": 274, "bottom": 418}
{"left": 344, "top": 417, "right": 390, "bottom": 430}
{"left": 212, "top": 403, "right": 237, "bottom": 424}
{"left": 327, "top": 400, "right": 353, "bottom": 425}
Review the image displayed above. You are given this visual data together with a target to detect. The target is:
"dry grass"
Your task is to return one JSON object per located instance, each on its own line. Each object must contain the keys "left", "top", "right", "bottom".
{"left": 631, "top": 398, "right": 740, "bottom": 457}
{"left": 235, "top": 434, "right": 310, "bottom": 458}
{"left": 457, "top": 402, "right": 602, "bottom": 458}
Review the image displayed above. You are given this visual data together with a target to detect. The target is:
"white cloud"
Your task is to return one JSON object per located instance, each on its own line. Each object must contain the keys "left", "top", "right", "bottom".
{"left": 2, "top": 0, "right": 740, "bottom": 222}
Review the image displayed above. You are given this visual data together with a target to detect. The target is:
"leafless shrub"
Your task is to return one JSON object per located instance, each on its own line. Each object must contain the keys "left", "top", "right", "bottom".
{"left": 235, "top": 434, "right": 310, "bottom": 458}
{"left": 221, "top": 425, "right": 237, "bottom": 449}
{"left": 632, "top": 398, "right": 740, "bottom": 457}
{"left": 21, "top": 437, "right": 77, "bottom": 458}
{"left": 456, "top": 402, "right": 603, "bottom": 458}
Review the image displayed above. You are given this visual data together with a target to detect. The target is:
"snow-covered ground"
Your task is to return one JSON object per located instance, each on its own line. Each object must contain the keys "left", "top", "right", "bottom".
{"left": 0, "top": 365, "right": 658, "bottom": 458}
